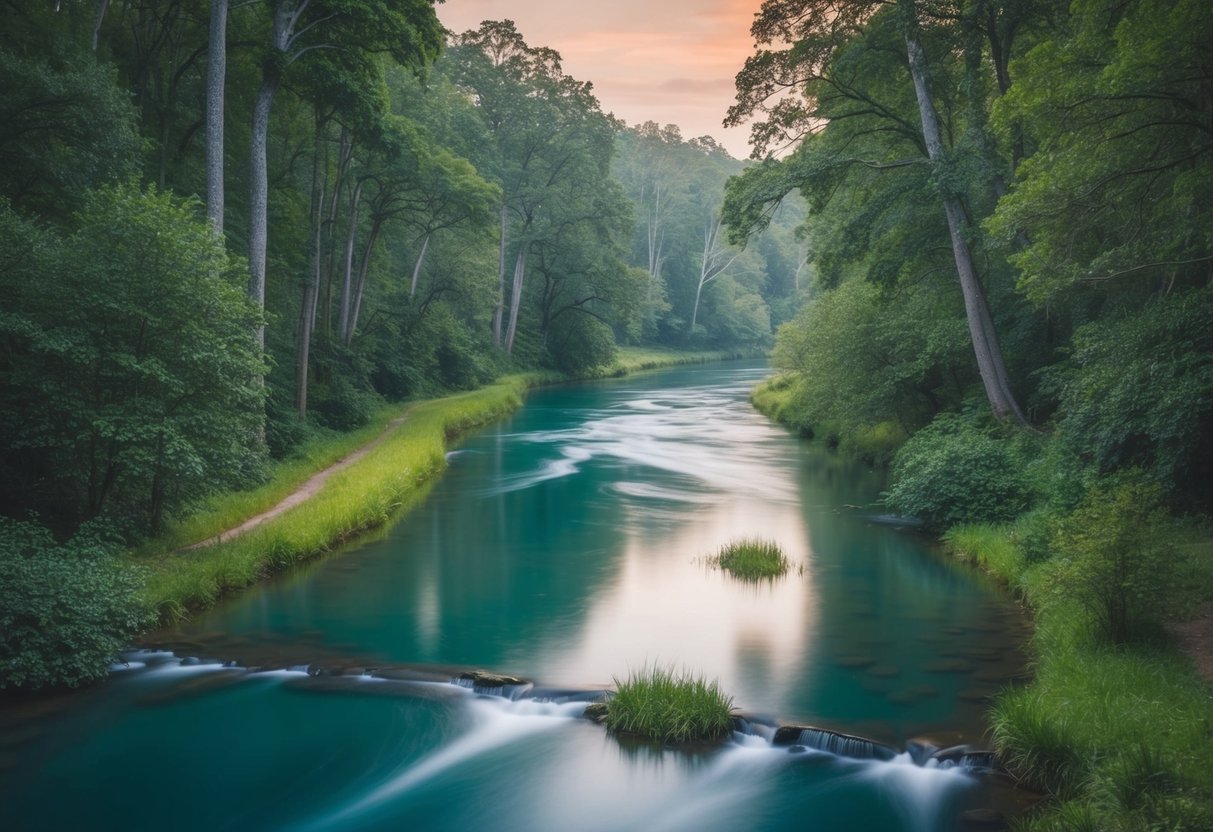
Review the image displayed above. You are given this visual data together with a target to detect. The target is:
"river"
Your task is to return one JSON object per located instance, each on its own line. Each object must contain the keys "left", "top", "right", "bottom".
{"left": 0, "top": 361, "right": 1031, "bottom": 831}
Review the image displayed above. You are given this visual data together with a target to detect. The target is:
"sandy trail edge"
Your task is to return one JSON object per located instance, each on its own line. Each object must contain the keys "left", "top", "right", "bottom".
{"left": 180, "top": 408, "right": 413, "bottom": 552}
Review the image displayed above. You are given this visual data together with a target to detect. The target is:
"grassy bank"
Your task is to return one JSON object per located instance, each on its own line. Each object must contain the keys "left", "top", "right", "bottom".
{"left": 750, "top": 374, "right": 906, "bottom": 464}
{"left": 134, "top": 349, "right": 749, "bottom": 624}
{"left": 945, "top": 523, "right": 1213, "bottom": 830}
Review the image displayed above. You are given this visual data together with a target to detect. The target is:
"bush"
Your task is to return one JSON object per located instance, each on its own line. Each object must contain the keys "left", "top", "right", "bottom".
{"left": 884, "top": 414, "right": 1029, "bottom": 529}
{"left": 604, "top": 665, "right": 734, "bottom": 744}
{"left": 1043, "top": 475, "right": 1182, "bottom": 644}
{"left": 0, "top": 519, "right": 155, "bottom": 690}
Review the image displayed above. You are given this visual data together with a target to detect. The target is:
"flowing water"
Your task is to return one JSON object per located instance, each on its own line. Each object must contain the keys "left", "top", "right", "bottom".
{"left": 0, "top": 362, "right": 1032, "bottom": 831}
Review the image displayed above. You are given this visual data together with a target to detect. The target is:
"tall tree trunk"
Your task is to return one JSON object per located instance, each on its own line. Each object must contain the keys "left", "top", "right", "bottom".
{"left": 321, "top": 128, "right": 352, "bottom": 339}
{"left": 409, "top": 233, "right": 430, "bottom": 298}
{"left": 691, "top": 217, "right": 737, "bottom": 334}
{"left": 205, "top": 0, "right": 227, "bottom": 236}
{"left": 92, "top": 0, "right": 110, "bottom": 51}
{"left": 346, "top": 220, "right": 382, "bottom": 346}
{"left": 493, "top": 203, "right": 507, "bottom": 346}
{"left": 337, "top": 180, "right": 362, "bottom": 343}
{"left": 903, "top": 9, "right": 1028, "bottom": 426}
{"left": 248, "top": 71, "right": 280, "bottom": 351}
{"left": 297, "top": 121, "right": 326, "bottom": 420}
{"left": 504, "top": 246, "right": 527, "bottom": 355}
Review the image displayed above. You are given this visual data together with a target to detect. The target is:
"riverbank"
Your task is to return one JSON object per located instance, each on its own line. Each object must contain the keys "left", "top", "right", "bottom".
{"left": 750, "top": 374, "right": 1213, "bottom": 830}
{"left": 133, "top": 348, "right": 753, "bottom": 624}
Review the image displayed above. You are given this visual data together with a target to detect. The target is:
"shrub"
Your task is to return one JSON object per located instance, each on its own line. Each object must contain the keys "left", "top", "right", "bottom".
{"left": 709, "top": 537, "right": 790, "bottom": 580}
{"left": 0, "top": 519, "right": 154, "bottom": 690}
{"left": 884, "top": 414, "right": 1029, "bottom": 529}
{"left": 604, "top": 665, "right": 734, "bottom": 744}
{"left": 1043, "top": 475, "right": 1182, "bottom": 644}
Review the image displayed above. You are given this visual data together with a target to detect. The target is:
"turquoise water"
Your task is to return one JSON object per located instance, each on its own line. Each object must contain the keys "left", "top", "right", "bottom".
{"left": 0, "top": 362, "right": 1030, "bottom": 830}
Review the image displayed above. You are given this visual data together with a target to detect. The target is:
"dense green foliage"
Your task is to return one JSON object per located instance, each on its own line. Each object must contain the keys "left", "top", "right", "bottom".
{"left": 729, "top": 0, "right": 1213, "bottom": 825}
{"left": 604, "top": 665, "right": 735, "bottom": 745}
{"left": 0, "top": 519, "right": 155, "bottom": 690}
{"left": 1, "top": 186, "right": 266, "bottom": 537}
{"left": 709, "top": 537, "right": 791, "bottom": 580}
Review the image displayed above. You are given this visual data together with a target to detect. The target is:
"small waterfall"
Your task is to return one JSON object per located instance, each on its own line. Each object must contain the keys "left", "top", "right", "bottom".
{"left": 774, "top": 725, "right": 899, "bottom": 761}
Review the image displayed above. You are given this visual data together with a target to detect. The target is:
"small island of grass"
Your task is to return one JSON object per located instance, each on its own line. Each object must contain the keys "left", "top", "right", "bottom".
{"left": 709, "top": 537, "right": 790, "bottom": 579}
{"left": 601, "top": 665, "right": 734, "bottom": 745}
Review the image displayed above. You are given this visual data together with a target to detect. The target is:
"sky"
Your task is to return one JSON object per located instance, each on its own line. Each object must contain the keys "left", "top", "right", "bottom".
{"left": 436, "top": 0, "right": 764, "bottom": 160}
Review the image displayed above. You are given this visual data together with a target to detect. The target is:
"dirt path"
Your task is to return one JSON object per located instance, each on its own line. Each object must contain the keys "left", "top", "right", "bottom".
{"left": 181, "top": 409, "right": 413, "bottom": 551}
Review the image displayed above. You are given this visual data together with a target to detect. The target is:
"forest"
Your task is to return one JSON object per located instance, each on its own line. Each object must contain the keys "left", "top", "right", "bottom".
{"left": 0, "top": 8, "right": 801, "bottom": 544}
{"left": 725, "top": 1, "right": 1213, "bottom": 829}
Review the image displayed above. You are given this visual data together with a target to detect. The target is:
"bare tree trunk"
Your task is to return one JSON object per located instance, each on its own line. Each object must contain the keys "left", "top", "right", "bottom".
{"left": 346, "top": 220, "right": 382, "bottom": 345}
{"left": 409, "top": 233, "right": 430, "bottom": 298}
{"left": 337, "top": 180, "right": 363, "bottom": 343}
{"left": 504, "top": 246, "right": 527, "bottom": 355}
{"left": 297, "top": 122, "right": 326, "bottom": 419}
{"left": 205, "top": 0, "right": 227, "bottom": 236}
{"left": 248, "top": 73, "right": 278, "bottom": 351}
{"left": 690, "top": 216, "right": 738, "bottom": 333}
{"left": 91, "top": 0, "right": 110, "bottom": 51}
{"left": 321, "top": 128, "right": 351, "bottom": 338}
{"left": 903, "top": 11, "right": 1028, "bottom": 426}
{"left": 493, "top": 203, "right": 507, "bottom": 346}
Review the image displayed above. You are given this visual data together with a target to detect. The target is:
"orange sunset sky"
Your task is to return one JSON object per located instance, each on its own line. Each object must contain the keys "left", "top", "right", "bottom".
{"left": 437, "top": 0, "right": 765, "bottom": 159}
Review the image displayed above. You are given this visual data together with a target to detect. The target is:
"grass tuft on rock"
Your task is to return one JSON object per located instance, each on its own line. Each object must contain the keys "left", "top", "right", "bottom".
{"left": 710, "top": 537, "right": 790, "bottom": 580}
{"left": 604, "top": 665, "right": 734, "bottom": 744}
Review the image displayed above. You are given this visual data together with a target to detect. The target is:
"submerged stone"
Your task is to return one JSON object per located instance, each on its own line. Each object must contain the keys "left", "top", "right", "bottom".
{"left": 583, "top": 702, "right": 609, "bottom": 723}
{"left": 456, "top": 670, "right": 528, "bottom": 688}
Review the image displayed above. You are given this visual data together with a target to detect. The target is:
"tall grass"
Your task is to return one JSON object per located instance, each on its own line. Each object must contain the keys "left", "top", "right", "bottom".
{"left": 709, "top": 537, "right": 790, "bottom": 580}
{"left": 604, "top": 665, "right": 735, "bottom": 744}
{"left": 943, "top": 523, "right": 1024, "bottom": 586}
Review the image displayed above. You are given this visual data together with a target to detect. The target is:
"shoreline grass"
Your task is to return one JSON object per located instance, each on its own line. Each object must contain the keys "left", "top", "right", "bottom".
{"left": 709, "top": 537, "right": 790, "bottom": 580}
{"left": 132, "top": 350, "right": 751, "bottom": 625}
{"left": 604, "top": 665, "right": 735, "bottom": 745}
{"left": 944, "top": 523, "right": 1213, "bottom": 830}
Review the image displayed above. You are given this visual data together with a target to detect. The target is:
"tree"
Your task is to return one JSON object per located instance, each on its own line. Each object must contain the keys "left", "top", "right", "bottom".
{"left": 245, "top": 0, "right": 444, "bottom": 351}
{"left": 725, "top": 0, "right": 1036, "bottom": 424}
{"left": 0, "top": 185, "right": 266, "bottom": 535}
{"left": 206, "top": 0, "right": 228, "bottom": 235}
{"left": 449, "top": 21, "right": 626, "bottom": 358}
{"left": 0, "top": 48, "right": 141, "bottom": 220}
{"left": 987, "top": 0, "right": 1213, "bottom": 304}
{"left": 691, "top": 215, "right": 740, "bottom": 333}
